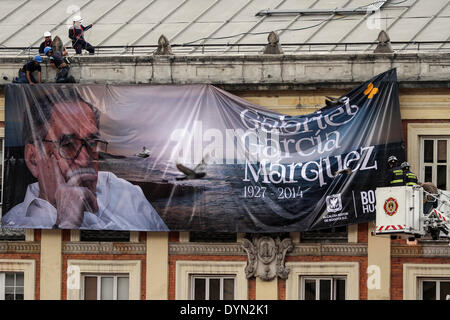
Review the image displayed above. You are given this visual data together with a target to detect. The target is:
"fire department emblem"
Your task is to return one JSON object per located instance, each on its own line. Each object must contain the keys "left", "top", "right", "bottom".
{"left": 383, "top": 197, "right": 398, "bottom": 216}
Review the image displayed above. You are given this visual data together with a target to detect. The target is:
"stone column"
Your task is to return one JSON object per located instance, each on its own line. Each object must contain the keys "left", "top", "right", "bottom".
{"left": 146, "top": 232, "right": 169, "bottom": 300}
{"left": 40, "top": 229, "right": 62, "bottom": 300}
{"left": 255, "top": 278, "right": 278, "bottom": 300}
{"left": 367, "top": 221, "right": 391, "bottom": 299}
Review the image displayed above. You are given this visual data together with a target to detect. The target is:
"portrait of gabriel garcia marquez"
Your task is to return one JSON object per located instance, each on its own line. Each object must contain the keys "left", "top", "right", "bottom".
{"left": 2, "top": 89, "right": 168, "bottom": 231}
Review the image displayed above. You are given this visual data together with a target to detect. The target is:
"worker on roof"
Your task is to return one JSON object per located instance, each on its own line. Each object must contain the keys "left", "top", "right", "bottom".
{"left": 386, "top": 155, "right": 404, "bottom": 186}
{"left": 44, "top": 46, "right": 75, "bottom": 83}
{"left": 12, "top": 55, "right": 42, "bottom": 85}
{"left": 39, "top": 32, "right": 68, "bottom": 56}
{"left": 401, "top": 162, "right": 418, "bottom": 186}
{"left": 39, "top": 32, "right": 52, "bottom": 55}
{"left": 69, "top": 15, "right": 95, "bottom": 55}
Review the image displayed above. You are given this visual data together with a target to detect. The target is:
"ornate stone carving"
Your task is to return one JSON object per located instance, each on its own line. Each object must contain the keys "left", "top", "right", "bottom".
{"left": 241, "top": 235, "right": 293, "bottom": 281}
{"left": 263, "top": 31, "right": 283, "bottom": 54}
{"left": 374, "top": 30, "right": 393, "bottom": 53}
{"left": 154, "top": 34, "right": 173, "bottom": 55}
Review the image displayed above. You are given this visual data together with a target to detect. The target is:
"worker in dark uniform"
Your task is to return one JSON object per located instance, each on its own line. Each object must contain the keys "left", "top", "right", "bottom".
{"left": 39, "top": 32, "right": 53, "bottom": 54}
{"left": 12, "top": 55, "right": 42, "bottom": 84}
{"left": 69, "top": 15, "right": 95, "bottom": 55}
{"left": 401, "top": 162, "right": 418, "bottom": 186}
{"left": 39, "top": 32, "right": 68, "bottom": 56}
{"left": 420, "top": 182, "right": 439, "bottom": 215}
{"left": 44, "top": 47, "right": 75, "bottom": 83}
{"left": 386, "top": 155, "right": 404, "bottom": 186}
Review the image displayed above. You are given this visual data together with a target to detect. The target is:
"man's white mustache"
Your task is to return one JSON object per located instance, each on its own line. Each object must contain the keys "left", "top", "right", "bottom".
{"left": 66, "top": 167, "right": 97, "bottom": 180}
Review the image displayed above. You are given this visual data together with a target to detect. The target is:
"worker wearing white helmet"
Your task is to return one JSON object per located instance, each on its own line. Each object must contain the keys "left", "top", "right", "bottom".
{"left": 69, "top": 15, "right": 95, "bottom": 54}
{"left": 386, "top": 155, "right": 403, "bottom": 186}
{"left": 39, "top": 31, "right": 52, "bottom": 54}
{"left": 39, "top": 31, "right": 68, "bottom": 56}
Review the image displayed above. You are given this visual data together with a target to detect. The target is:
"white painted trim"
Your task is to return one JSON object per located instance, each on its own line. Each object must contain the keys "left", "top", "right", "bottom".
{"left": 0, "top": 259, "right": 36, "bottom": 300}
{"left": 236, "top": 233, "right": 246, "bottom": 243}
{"left": 403, "top": 263, "right": 450, "bottom": 300}
{"left": 285, "top": 262, "right": 360, "bottom": 300}
{"left": 179, "top": 232, "right": 189, "bottom": 243}
{"left": 0, "top": 273, "right": 4, "bottom": 300}
{"left": 175, "top": 260, "right": 247, "bottom": 300}
{"left": 407, "top": 123, "right": 450, "bottom": 174}
{"left": 130, "top": 232, "right": 139, "bottom": 243}
{"left": 348, "top": 225, "right": 358, "bottom": 243}
{"left": 70, "top": 230, "right": 80, "bottom": 242}
{"left": 25, "top": 229, "right": 34, "bottom": 242}
{"left": 289, "top": 232, "right": 301, "bottom": 244}
{"left": 67, "top": 259, "right": 141, "bottom": 300}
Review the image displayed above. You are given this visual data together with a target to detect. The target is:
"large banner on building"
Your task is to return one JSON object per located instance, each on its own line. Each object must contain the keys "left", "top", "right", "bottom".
{"left": 1, "top": 69, "right": 404, "bottom": 232}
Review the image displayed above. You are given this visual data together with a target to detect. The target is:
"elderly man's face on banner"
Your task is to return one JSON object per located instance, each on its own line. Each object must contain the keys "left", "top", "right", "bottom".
{"left": 24, "top": 100, "right": 102, "bottom": 207}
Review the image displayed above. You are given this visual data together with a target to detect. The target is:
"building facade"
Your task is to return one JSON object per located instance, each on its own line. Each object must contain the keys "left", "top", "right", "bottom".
{"left": 1, "top": 52, "right": 450, "bottom": 300}
{"left": 1, "top": 0, "right": 450, "bottom": 301}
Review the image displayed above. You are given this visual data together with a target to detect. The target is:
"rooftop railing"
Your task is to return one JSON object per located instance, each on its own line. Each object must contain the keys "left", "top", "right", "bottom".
{"left": 1, "top": 41, "right": 450, "bottom": 57}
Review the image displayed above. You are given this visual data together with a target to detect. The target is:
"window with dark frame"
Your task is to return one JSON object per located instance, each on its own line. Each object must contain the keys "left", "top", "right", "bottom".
{"left": 420, "top": 137, "right": 449, "bottom": 190}
{"left": 0, "top": 138, "right": 3, "bottom": 205}
{"left": 418, "top": 136, "right": 450, "bottom": 243}
{"left": 82, "top": 274, "right": 129, "bottom": 300}
{"left": 189, "top": 232, "right": 237, "bottom": 243}
{"left": 0, "top": 272, "right": 24, "bottom": 300}
{"left": 420, "top": 278, "right": 450, "bottom": 300}
{"left": 0, "top": 229, "right": 25, "bottom": 241}
{"left": 0, "top": 138, "right": 26, "bottom": 241}
{"left": 300, "top": 276, "right": 346, "bottom": 300}
{"left": 300, "top": 226, "right": 348, "bottom": 243}
{"left": 190, "top": 275, "right": 235, "bottom": 300}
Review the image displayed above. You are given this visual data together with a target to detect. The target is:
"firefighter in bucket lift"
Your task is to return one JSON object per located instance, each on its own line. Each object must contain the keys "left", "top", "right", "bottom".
{"left": 387, "top": 155, "right": 404, "bottom": 186}
{"left": 401, "top": 162, "right": 418, "bottom": 186}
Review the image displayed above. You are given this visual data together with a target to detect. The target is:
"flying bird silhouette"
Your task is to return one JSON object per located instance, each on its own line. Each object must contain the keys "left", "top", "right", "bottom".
{"left": 175, "top": 155, "right": 209, "bottom": 180}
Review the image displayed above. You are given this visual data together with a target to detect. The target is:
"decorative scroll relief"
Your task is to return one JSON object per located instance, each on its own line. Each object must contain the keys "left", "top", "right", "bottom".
{"left": 241, "top": 235, "right": 293, "bottom": 281}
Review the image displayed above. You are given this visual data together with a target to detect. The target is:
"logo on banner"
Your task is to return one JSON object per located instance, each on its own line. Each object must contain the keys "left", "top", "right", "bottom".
{"left": 326, "top": 194, "right": 342, "bottom": 213}
{"left": 383, "top": 197, "right": 398, "bottom": 216}
{"left": 364, "top": 83, "right": 379, "bottom": 99}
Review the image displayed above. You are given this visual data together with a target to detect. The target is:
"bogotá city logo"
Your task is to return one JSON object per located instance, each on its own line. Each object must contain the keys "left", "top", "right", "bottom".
{"left": 326, "top": 194, "right": 342, "bottom": 213}
{"left": 383, "top": 197, "right": 398, "bottom": 216}
{"left": 364, "top": 82, "right": 379, "bottom": 99}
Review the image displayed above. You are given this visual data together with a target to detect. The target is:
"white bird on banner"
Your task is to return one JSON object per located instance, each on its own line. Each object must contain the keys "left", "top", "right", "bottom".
{"left": 135, "top": 146, "right": 151, "bottom": 158}
{"left": 176, "top": 155, "right": 209, "bottom": 180}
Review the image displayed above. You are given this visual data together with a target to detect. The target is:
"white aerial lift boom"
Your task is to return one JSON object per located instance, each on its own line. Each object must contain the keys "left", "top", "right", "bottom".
{"left": 374, "top": 186, "right": 450, "bottom": 241}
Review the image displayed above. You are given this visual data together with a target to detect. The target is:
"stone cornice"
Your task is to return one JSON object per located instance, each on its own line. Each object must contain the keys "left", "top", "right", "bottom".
{"left": 1, "top": 52, "right": 450, "bottom": 89}
{"left": 289, "top": 243, "right": 368, "bottom": 256}
{"left": 0, "top": 52, "right": 448, "bottom": 64}
{"left": 62, "top": 242, "right": 146, "bottom": 255}
{"left": 169, "top": 242, "right": 368, "bottom": 256}
{"left": 169, "top": 243, "right": 246, "bottom": 256}
{"left": 0, "top": 241, "right": 40, "bottom": 254}
{"left": 392, "top": 244, "right": 450, "bottom": 258}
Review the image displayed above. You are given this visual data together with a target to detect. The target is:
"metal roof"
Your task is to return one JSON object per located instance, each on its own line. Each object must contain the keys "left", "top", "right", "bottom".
{"left": 1, "top": 0, "right": 450, "bottom": 55}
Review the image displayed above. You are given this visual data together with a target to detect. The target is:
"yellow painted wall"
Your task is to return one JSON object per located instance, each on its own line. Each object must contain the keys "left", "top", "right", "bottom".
{"left": 235, "top": 89, "right": 450, "bottom": 119}
{"left": 1, "top": 88, "right": 449, "bottom": 122}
